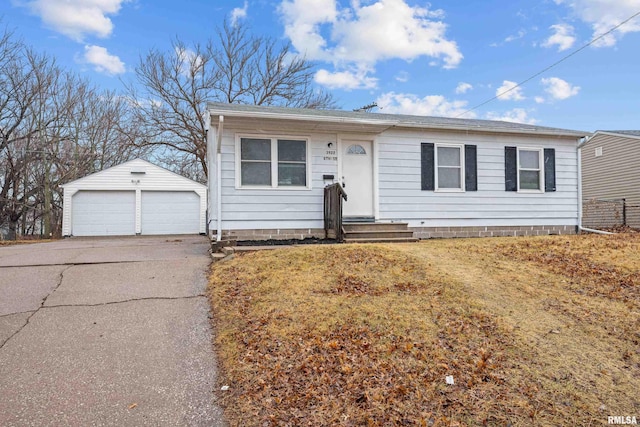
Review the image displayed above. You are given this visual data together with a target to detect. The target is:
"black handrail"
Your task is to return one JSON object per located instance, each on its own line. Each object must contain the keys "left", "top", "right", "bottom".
{"left": 324, "top": 183, "right": 347, "bottom": 242}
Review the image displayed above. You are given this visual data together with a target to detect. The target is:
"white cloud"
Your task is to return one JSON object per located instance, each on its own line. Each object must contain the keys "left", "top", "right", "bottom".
{"left": 496, "top": 80, "right": 525, "bottom": 101}
{"left": 82, "top": 45, "right": 125, "bottom": 75}
{"left": 542, "top": 23, "right": 576, "bottom": 51}
{"left": 395, "top": 71, "right": 409, "bottom": 82}
{"left": 541, "top": 77, "right": 580, "bottom": 100}
{"left": 376, "top": 92, "right": 476, "bottom": 118}
{"left": 486, "top": 108, "right": 538, "bottom": 124}
{"left": 279, "top": 0, "right": 462, "bottom": 79}
{"left": 314, "top": 68, "right": 378, "bottom": 90}
{"left": 534, "top": 96, "right": 545, "bottom": 104}
{"left": 555, "top": 0, "right": 640, "bottom": 47}
{"left": 230, "top": 1, "right": 248, "bottom": 25}
{"left": 175, "top": 46, "right": 204, "bottom": 76}
{"left": 504, "top": 28, "right": 526, "bottom": 43}
{"left": 19, "top": 0, "right": 130, "bottom": 41}
{"left": 455, "top": 82, "right": 473, "bottom": 94}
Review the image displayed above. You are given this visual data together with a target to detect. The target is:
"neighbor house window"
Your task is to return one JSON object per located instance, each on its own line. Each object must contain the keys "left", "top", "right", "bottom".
{"left": 517, "top": 148, "right": 543, "bottom": 191}
{"left": 239, "top": 137, "right": 308, "bottom": 188}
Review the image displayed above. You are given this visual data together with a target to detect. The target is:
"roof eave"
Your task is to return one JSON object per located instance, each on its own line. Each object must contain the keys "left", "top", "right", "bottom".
{"left": 590, "top": 130, "right": 640, "bottom": 141}
{"left": 208, "top": 108, "right": 587, "bottom": 139}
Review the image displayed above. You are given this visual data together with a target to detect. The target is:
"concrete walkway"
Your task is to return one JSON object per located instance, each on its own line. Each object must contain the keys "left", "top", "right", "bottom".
{"left": 0, "top": 236, "right": 224, "bottom": 426}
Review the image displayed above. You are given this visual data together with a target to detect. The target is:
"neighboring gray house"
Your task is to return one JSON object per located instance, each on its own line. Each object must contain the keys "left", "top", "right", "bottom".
{"left": 206, "top": 103, "right": 587, "bottom": 241}
{"left": 580, "top": 130, "right": 640, "bottom": 229}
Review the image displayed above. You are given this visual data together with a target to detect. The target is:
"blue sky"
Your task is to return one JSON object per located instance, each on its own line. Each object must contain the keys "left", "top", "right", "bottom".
{"left": 3, "top": 0, "right": 640, "bottom": 131}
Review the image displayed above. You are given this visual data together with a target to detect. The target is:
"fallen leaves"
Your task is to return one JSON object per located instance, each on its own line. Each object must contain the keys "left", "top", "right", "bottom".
{"left": 209, "top": 236, "right": 640, "bottom": 426}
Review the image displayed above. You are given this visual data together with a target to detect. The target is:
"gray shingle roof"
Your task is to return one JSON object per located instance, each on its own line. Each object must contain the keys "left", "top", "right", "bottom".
{"left": 599, "top": 130, "right": 640, "bottom": 137}
{"left": 208, "top": 102, "right": 588, "bottom": 137}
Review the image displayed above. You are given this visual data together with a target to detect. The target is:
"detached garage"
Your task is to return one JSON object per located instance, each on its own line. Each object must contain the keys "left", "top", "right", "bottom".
{"left": 61, "top": 159, "right": 207, "bottom": 237}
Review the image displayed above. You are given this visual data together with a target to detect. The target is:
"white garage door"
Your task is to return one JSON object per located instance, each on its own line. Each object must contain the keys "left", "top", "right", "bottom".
{"left": 141, "top": 191, "right": 200, "bottom": 235}
{"left": 72, "top": 191, "right": 136, "bottom": 236}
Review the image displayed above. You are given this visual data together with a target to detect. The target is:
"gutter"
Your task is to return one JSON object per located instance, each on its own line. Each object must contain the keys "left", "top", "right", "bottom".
{"left": 576, "top": 137, "right": 614, "bottom": 235}
{"left": 216, "top": 115, "right": 224, "bottom": 242}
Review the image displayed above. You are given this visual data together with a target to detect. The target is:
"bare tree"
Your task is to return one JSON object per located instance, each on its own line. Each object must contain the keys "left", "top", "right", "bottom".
{"left": 0, "top": 29, "right": 146, "bottom": 239}
{"left": 127, "top": 21, "right": 336, "bottom": 180}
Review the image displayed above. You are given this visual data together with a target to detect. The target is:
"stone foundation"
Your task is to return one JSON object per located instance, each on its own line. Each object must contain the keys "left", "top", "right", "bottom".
{"left": 411, "top": 225, "right": 576, "bottom": 239}
{"left": 219, "top": 228, "right": 325, "bottom": 241}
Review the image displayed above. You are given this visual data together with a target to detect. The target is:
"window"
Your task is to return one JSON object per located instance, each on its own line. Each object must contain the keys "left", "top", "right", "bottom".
{"left": 240, "top": 138, "right": 271, "bottom": 186}
{"left": 518, "top": 148, "right": 542, "bottom": 191}
{"left": 421, "top": 143, "right": 477, "bottom": 192}
{"left": 504, "top": 147, "right": 556, "bottom": 192}
{"left": 436, "top": 145, "right": 463, "bottom": 190}
{"left": 278, "top": 140, "right": 306, "bottom": 186}
{"left": 595, "top": 147, "right": 603, "bottom": 157}
{"left": 239, "top": 137, "right": 308, "bottom": 188}
{"left": 347, "top": 144, "right": 367, "bottom": 155}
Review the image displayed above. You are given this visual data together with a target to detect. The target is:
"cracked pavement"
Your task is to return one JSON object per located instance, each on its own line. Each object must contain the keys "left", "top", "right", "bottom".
{"left": 0, "top": 236, "right": 225, "bottom": 426}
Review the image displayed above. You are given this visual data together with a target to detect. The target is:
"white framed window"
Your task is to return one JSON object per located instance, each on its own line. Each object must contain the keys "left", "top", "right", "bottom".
{"left": 236, "top": 136, "right": 310, "bottom": 189}
{"left": 517, "top": 147, "right": 544, "bottom": 192}
{"left": 595, "top": 147, "right": 603, "bottom": 157}
{"left": 435, "top": 144, "right": 465, "bottom": 191}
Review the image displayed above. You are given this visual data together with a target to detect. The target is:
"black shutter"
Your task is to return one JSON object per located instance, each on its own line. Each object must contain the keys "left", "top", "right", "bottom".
{"left": 505, "top": 146, "right": 517, "bottom": 191}
{"left": 544, "top": 148, "right": 556, "bottom": 192}
{"left": 464, "top": 145, "right": 477, "bottom": 191}
{"left": 421, "top": 143, "right": 434, "bottom": 191}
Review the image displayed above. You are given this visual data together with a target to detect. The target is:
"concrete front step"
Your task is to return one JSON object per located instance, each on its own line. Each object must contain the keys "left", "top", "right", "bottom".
{"left": 343, "top": 237, "right": 419, "bottom": 244}
{"left": 343, "top": 222, "right": 410, "bottom": 232}
{"left": 344, "top": 230, "right": 415, "bottom": 239}
{"left": 342, "top": 222, "right": 415, "bottom": 243}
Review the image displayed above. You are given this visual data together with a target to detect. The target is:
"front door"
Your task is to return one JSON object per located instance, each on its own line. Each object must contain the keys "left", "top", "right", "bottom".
{"left": 341, "top": 140, "right": 374, "bottom": 218}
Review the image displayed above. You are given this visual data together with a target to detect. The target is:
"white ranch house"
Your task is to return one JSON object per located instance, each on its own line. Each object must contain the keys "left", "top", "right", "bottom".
{"left": 206, "top": 103, "right": 588, "bottom": 241}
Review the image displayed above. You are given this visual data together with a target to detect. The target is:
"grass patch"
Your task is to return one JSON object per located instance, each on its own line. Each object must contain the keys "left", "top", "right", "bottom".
{"left": 209, "top": 235, "right": 640, "bottom": 426}
{"left": 0, "top": 239, "right": 53, "bottom": 246}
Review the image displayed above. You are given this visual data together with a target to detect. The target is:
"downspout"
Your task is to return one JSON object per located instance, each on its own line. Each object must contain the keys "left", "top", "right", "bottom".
{"left": 577, "top": 137, "right": 614, "bottom": 235}
{"left": 216, "top": 115, "right": 224, "bottom": 241}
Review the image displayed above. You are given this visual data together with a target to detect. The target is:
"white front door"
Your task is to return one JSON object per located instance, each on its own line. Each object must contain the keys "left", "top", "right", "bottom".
{"left": 341, "top": 140, "right": 374, "bottom": 217}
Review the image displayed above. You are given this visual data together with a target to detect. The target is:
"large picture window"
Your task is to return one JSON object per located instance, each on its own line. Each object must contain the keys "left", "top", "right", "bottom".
{"left": 239, "top": 137, "right": 308, "bottom": 188}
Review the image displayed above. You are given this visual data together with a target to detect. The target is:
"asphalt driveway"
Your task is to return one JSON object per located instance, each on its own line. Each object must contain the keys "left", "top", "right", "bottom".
{"left": 0, "top": 236, "right": 224, "bottom": 426}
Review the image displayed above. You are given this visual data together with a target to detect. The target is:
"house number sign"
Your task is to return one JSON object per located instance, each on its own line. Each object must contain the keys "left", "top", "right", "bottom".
{"left": 323, "top": 145, "right": 337, "bottom": 162}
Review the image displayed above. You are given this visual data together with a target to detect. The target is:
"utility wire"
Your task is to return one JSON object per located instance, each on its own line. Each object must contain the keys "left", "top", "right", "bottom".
{"left": 455, "top": 10, "right": 640, "bottom": 118}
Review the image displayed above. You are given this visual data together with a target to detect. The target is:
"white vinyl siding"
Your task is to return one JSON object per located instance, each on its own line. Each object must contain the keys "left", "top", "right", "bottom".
{"left": 210, "top": 125, "right": 339, "bottom": 230}
{"left": 376, "top": 129, "right": 578, "bottom": 227}
{"left": 236, "top": 136, "right": 310, "bottom": 189}
{"left": 208, "top": 119, "right": 579, "bottom": 232}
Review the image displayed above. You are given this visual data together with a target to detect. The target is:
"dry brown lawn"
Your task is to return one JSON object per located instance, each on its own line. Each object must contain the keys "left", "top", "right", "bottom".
{"left": 208, "top": 234, "right": 640, "bottom": 426}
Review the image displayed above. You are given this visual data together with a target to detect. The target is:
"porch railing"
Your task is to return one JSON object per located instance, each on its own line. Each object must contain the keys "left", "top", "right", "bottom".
{"left": 324, "top": 183, "right": 347, "bottom": 242}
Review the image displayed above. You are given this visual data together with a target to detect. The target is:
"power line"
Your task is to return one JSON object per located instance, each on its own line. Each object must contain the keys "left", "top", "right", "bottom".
{"left": 455, "top": 10, "right": 640, "bottom": 118}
